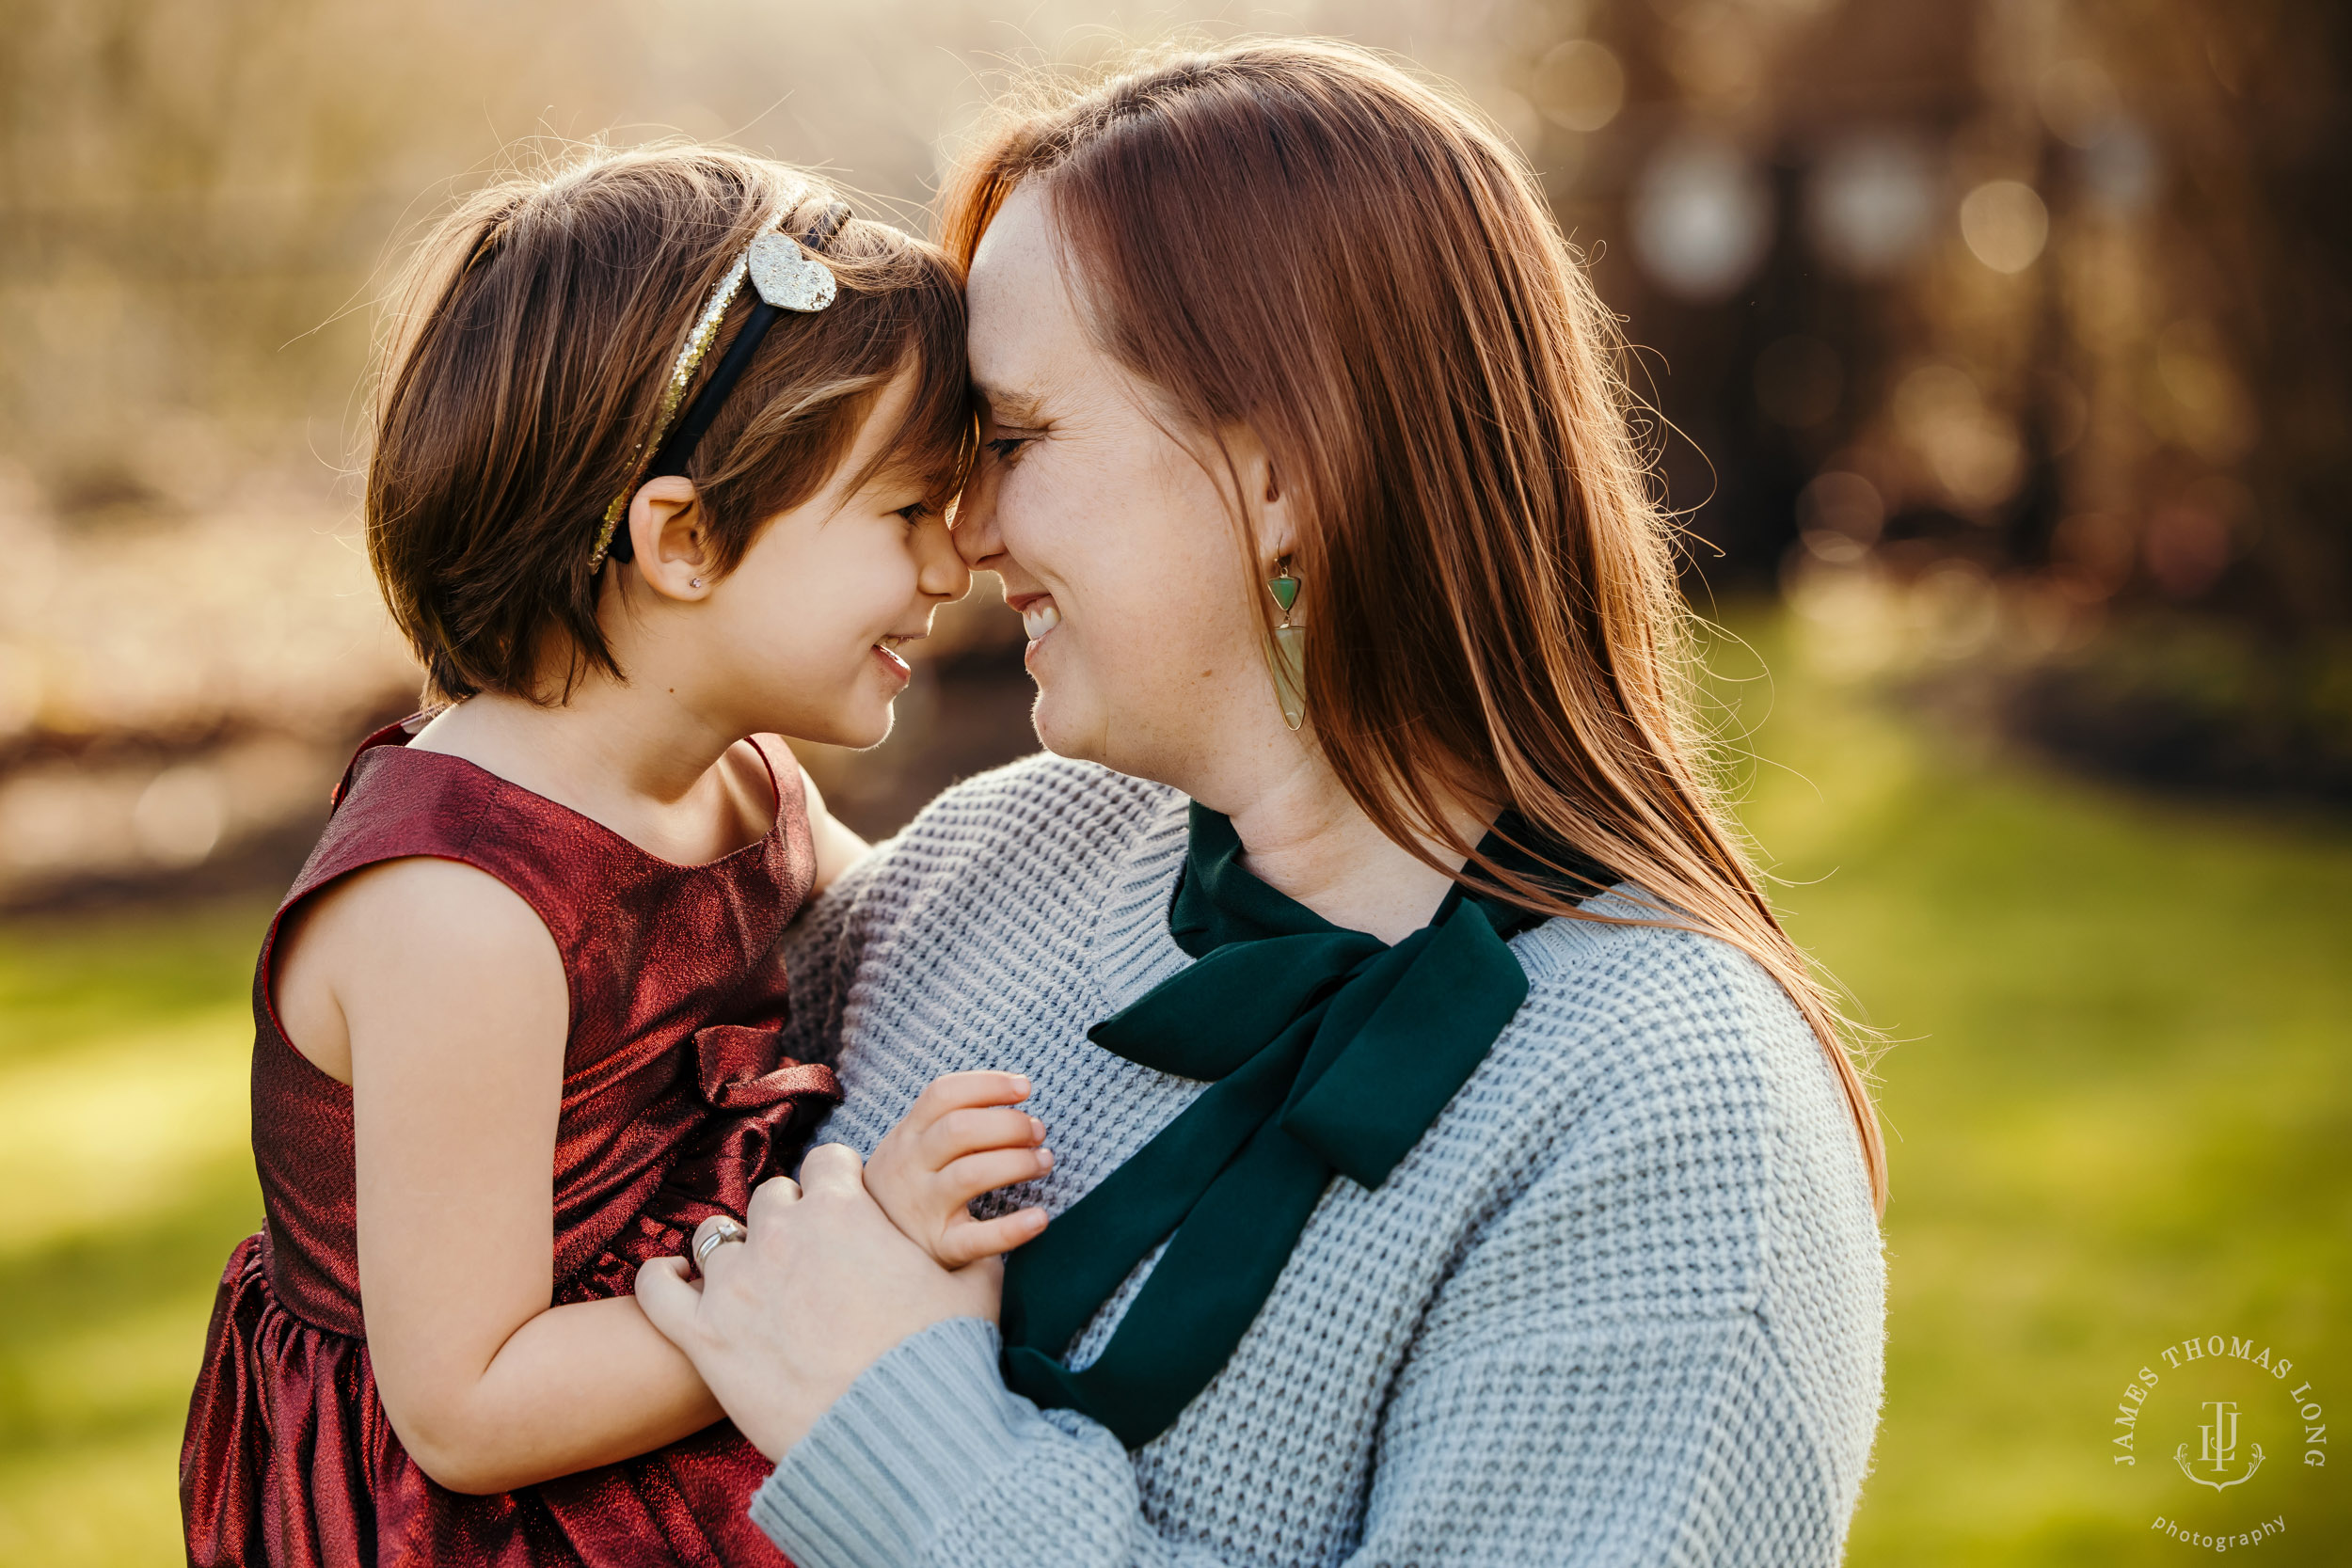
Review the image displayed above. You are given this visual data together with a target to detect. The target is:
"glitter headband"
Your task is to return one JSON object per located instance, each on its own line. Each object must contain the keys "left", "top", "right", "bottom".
{"left": 590, "top": 193, "right": 853, "bottom": 567}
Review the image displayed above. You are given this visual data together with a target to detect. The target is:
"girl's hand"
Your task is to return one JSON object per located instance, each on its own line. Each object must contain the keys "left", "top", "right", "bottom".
{"left": 862, "top": 1071, "right": 1051, "bottom": 1267}
{"left": 637, "top": 1147, "right": 1002, "bottom": 1461}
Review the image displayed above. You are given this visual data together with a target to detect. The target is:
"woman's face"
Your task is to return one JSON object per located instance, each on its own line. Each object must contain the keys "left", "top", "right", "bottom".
{"left": 953, "top": 184, "right": 1289, "bottom": 792}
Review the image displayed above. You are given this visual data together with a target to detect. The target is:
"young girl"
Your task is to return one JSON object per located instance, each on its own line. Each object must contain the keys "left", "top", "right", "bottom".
{"left": 180, "top": 147, "right": 1049, "bottom": 1566}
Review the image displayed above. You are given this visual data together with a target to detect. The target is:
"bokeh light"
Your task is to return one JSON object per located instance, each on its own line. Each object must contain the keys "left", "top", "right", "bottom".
{"left": 1531, "top": 38, "right": 1625, "bottom": 132}
{"left": 1630, "top": 135, "right": 1773, "bottom": 301}
{"left": 1958, "top": 179, "right": 2050, "bottom": 273}
{"left": 1807, "top": 134, "right": 1938, "bottom": 278}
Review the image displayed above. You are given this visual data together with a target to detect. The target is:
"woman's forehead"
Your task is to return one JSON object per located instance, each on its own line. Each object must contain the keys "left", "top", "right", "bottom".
{"left": 967, "top": 182, "right": 1059, "bottom": 295}
{"left": 966, "top": 186, "right": 1089, "bottom": 396}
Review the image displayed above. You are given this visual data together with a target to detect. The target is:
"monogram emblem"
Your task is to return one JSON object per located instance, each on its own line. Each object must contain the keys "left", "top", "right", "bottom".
{"left": 2175, "top": 1400, "right": 2265, "bottom": 1491}
{"left": 747, "top": 230, "right": 837, "bottom": 312}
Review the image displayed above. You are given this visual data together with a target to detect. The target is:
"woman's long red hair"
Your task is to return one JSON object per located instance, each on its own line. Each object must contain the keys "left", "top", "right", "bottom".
{"left": 941, "top": 38, "right": 1886, "bottom": 1209}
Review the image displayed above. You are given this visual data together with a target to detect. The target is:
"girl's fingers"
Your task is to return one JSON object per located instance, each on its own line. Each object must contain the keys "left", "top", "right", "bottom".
{"left": 910, "top": 1070, "right": 1032, "bottom": 1123}
{"left": 919, "top": 1104, "right": 1045, "bottom": 1166}
{"left": 934, "top": 1145, "right": 1055, "bottom": 1208}
{"left": 932, "top": 1207, "right": 1049, "bottom": 1268}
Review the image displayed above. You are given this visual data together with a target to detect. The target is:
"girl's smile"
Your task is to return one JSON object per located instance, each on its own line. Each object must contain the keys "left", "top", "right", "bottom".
{"left": 870, "top": 633, "right": 917, "bottom": 685}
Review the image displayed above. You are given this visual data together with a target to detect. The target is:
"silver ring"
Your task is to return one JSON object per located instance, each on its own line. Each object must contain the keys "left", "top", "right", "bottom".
{"left": 695, "top": 1216, "right": 748, "bottom": 1266}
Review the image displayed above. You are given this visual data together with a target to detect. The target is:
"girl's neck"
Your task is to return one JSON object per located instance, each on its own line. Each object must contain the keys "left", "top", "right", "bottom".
{"left": 409, "top": 668, "right": 771, "bottom": 866}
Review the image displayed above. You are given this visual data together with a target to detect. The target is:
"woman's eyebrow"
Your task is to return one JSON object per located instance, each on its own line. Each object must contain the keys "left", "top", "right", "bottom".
{"left": 977, "top": 384, "right": 1046, "bottom": 427}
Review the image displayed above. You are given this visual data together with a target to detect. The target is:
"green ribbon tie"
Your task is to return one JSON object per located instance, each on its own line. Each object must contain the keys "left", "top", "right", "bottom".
{"left": 998, "top": 803, "right": 1608, "bottom": 1449}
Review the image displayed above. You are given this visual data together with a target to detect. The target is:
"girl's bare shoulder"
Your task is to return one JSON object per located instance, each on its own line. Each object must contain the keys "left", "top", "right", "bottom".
{"left": 273, "top": 856, "right": 564, "bottom": 1084}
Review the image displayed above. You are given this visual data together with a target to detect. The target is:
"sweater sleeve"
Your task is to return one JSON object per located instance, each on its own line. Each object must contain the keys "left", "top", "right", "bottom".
{"left": 1352, "top": 1161, "right": 1860, "bottom": 1563}
{"left": 745, "top": 1053, "right": 1876, "bottom": 1568}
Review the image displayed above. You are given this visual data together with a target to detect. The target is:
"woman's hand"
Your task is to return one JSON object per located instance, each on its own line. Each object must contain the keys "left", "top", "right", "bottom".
{"left": 635, "top": 1144, "right": 1003, "bottom": 1461}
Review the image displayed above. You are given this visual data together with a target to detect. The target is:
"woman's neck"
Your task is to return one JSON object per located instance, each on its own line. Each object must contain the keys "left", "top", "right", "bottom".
{"left": 1216, "top": 754, "right": 1489, "bottom": 945}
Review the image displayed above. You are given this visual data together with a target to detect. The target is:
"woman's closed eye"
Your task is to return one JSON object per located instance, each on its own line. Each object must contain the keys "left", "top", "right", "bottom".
{"left": 983, "top": 435, "right": 1031, "bottom": 464}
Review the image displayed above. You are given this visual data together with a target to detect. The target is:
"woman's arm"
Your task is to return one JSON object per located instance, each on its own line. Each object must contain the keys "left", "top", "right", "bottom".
{"left": 654, "top": 1084, "right": 1873, "bottom": 1568}
{"left": 302, "top": 857, "right": 723, "bottom": 1494}
{"left": 770, "top": 793, "right": 886, "bottom": 1069}
{"left": 796, "top": 763, "right": 871, "bottom": 899}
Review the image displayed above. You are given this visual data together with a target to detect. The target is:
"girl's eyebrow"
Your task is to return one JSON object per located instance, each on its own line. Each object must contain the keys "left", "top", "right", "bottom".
{"left": 864, "top": 451, "right": 957, "bottom": 499}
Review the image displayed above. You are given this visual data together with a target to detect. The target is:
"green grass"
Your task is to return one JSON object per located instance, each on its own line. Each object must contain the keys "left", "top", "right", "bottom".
{"left": 0, "top": 897, "right": 275, "bottom": 1563}
{"left": 1706, "top": 620, "right": 2349, "bottom": 1564}
{"left": 0, "top": 614, "right": 2344, "bottom": 1563}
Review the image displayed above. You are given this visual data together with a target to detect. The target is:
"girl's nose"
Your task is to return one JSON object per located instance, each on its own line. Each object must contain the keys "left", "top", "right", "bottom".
{"left": 916, "top": 509, "right": 973, "bottom": 601}
{"left": 952, "top": 460, "right": 1005, "bottom": 571}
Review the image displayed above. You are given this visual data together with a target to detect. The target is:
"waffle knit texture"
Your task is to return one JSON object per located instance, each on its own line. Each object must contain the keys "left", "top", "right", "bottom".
{"left": 750, "top": 755, "right": 1885, "bottom": 1568}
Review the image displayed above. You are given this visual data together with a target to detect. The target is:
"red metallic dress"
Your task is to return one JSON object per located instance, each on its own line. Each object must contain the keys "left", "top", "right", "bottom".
{"left": 181, "top": 718, "right": 841, "bottom": 1566}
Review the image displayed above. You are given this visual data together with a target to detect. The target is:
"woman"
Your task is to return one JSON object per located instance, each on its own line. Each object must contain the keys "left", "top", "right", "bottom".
{"left": 638, "top": 39, "right": 1886, "bottom": 1566}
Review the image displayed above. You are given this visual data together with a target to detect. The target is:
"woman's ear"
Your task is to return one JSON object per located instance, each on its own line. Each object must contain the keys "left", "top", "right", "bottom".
{"left": 1232, "top": 430, "right": 1297, "bottom": 562}
{"left": 627, "top": 476, "right": 716, "bottom": 601}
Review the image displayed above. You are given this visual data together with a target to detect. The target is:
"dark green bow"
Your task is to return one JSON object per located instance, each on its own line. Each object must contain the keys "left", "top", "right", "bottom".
{"left": 999, "top": 804, "right": 1608, "bottom": 1449}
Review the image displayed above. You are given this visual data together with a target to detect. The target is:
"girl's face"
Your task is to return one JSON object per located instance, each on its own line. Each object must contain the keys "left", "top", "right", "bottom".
{"left": 951, "top": 184, "right": 1294, "bottom": 796}
{"left": 693, "top": 369, "right": 971, "bottom": 750}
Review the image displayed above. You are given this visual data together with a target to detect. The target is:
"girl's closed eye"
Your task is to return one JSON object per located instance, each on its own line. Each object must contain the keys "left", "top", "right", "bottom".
{"left": 895, "top": 499, "right": 932, "bottom": 524}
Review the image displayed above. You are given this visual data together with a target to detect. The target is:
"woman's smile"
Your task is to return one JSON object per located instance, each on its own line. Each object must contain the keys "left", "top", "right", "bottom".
{"left": 1014, "top": 594, "right": 1061, "bottom": 657}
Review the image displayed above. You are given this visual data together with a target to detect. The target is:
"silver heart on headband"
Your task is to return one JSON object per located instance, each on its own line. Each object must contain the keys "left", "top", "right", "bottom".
{"left": 747, "top": 230, "right": 837, "bottom": 312}
{"left": 588, "top": 194, "right": 846, "bottom": 566}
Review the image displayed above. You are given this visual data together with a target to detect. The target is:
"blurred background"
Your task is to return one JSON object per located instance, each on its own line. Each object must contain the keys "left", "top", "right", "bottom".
{"left": 0, "top": 0, "right": 2344, "bottom": 1561}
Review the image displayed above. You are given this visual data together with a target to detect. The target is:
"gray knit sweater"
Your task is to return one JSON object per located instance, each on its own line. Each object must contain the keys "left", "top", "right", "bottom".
{"left": 749, "top": 754, "right": 1883, "bottom": 1567}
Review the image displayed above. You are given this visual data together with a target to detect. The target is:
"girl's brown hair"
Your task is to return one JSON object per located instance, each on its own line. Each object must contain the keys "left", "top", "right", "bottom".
{"left": 941, "top": 39, "right": 1886, "bottom": 1206}
{"left": 369, "top": 144, "right": 972, "bottom": 703}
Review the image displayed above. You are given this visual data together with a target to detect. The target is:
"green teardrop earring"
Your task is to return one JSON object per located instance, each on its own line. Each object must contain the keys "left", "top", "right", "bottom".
{"left": 1266, "top": 558, "right": 1306, "bottom": 730}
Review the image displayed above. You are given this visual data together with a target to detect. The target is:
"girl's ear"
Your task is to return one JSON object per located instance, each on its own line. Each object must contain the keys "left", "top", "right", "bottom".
{"left": 627, "top": 476, "right": 716, "bottom": 601}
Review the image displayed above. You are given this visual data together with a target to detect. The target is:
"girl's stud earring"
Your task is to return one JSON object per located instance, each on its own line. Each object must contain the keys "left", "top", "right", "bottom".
{"left": 690, "top": 578, "right": 703, "bottom": 589}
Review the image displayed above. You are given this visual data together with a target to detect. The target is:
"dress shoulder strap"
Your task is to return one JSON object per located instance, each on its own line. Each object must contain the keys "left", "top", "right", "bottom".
{"left": 281, "top": 713, "right": 596, "bottom": 954}
{"left": 264, "top": 717, "right": 812, "bottom": 1068}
